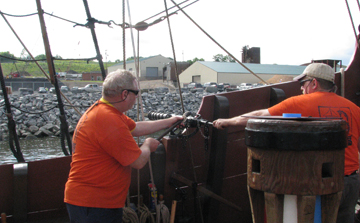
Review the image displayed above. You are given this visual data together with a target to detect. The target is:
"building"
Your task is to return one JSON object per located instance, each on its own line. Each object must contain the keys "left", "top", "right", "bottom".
{"left": 82, "top": 71, "right": 103, "bottom": 81}
{"left": 242, "top": 46, "right": 260, "bottom": 64}
{"left": 107, "top": 55, "right": 173, "bottom": 81}
{"left": 179, "top": 61, "right": 308, "bottom": 86}
{"left": 163, "top": 61, "right": 191, "bottom": 86}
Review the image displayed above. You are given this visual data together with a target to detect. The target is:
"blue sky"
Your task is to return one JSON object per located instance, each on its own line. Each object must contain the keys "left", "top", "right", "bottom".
{"left": 1, "top": 0, "right": 359, "bottom": 66}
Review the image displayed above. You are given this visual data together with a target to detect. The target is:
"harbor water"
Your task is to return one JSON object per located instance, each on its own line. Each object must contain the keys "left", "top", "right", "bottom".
{"left": 0, "top": 132, "right": 163, "bottom": 165}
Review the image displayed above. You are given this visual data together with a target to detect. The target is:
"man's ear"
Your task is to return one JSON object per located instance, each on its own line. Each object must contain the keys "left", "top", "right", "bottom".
{"left": 121, "top": 90, "right": 128, "bottom": 99}
{"left": 312, "top": 79, "right": 319, "bottom": 90}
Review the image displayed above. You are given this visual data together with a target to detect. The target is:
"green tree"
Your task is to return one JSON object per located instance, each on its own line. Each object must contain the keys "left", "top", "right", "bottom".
{"left": 187, "top": 57, "right": 204, "bottom": 65}
{"left": 115, "top": 59, "right": 121, "bottom": 63}
{"left": 54, "top": 54, "right": 62, "bottom": 59}
{"left": 213, "top": 54, "right": 235, "bottom": 62}
{"left": 0, "top": 51, "right": 17, "bottom": 63}
{"left": 126, "top": 56, "right": 143, "bottom": 61}
{"left": 35, "top": 54, "right": 46, "bottom": 60}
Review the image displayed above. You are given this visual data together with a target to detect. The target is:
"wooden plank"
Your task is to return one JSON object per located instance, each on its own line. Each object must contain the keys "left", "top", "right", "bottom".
{"left": 297, "top": 195, "right": 316, "bottom": 222}
{"left": 247, "top": 187, "right": 265, "bottom": 223}
{"left": 321, "top": 192, "right": 342, "bottom": 223}
{"left": 264, "top": 192, "right": 284, "bottom": 223}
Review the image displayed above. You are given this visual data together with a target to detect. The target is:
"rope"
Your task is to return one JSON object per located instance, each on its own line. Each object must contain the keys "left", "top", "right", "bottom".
{"left": 156, "top": 200, "right": 170, "bottom": 223}
{"left": 0, "top": 11, "right": 38, "bottom": 17}
{"left": 122, "top": 207, "right": 139, "bottom": 223}
{"left": 169, "top": 0, "right": 268, "bottom": 85}
{"left": 139, "top": 204, "right": 155, "bottom": 223}
{"left": 345, "top": 0, "right": 358, "bottom": 41}
{"left": 163, "top": 0, "right": 185, "bottom": 114}
{"left": 1, "top": 12, "right": 82, "bottom": 116}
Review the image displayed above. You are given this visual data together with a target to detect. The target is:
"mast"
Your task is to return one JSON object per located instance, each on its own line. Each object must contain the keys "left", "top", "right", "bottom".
{"left": 36, "top": 0, "right": 72, "bottom": 155}
{"left": 82, "top": 0, "right": 107, "bottom": 80}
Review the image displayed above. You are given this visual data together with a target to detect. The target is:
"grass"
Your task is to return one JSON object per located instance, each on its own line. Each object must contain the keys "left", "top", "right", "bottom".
{"left": 1, "top": 60, "right": 116, "bottom": 77}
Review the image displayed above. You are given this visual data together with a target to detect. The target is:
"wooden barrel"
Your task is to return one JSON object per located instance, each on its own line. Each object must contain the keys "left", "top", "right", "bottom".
{"left": 245, "top": 118, "right": 347, "bottom": 223}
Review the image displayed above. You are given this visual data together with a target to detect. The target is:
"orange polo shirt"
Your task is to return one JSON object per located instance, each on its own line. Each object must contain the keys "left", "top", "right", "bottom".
{"left": 64, "top": 98, "right": 141, "bottom": 208}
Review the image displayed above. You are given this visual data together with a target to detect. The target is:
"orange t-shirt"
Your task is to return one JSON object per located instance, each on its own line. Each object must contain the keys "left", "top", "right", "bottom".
{"left": 268, "top": 92, "right": 360, "bottom": 175}
{"left": 64, "top": 99, "right": 141, "bottom": 208}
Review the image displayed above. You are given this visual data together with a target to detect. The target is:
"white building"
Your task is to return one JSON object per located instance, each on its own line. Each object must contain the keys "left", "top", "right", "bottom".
{"left": 107, "top": 55, "right": 172, "bottom": 80}
{"left": 179, "top": 61, "right": 308, "bottom": 86}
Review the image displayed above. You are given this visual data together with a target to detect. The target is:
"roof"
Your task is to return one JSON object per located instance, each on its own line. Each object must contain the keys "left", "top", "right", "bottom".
{"left": 110, "top": 55, "right": 172, "bottom": 66}
{"left": 198, "top": 61, "right": 307, "bottom": 75}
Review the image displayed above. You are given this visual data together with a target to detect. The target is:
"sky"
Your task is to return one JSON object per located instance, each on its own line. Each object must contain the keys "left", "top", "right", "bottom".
{"left": 1, "top": 0, "right": 360, "bottom": 67}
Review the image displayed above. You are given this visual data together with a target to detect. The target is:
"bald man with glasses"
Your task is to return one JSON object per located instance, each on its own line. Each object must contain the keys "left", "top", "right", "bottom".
{"left": 65, "top": 69, "right": 182, "bottom": 223}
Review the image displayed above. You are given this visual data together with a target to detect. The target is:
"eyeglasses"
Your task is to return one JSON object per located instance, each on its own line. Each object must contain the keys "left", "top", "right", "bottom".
{"left": 300, "top": 78, "right": 313, "bottom": 87}
{"left": 125, "top": 89, "right": 139, "bottom": 96}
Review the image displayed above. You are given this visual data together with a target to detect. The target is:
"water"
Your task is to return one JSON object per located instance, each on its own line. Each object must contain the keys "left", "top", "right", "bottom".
{"left": 0, "top": 137, "right": 67, "bottom": 165}
{"left": 0, "top": 132, "right": 164, "bottom": 165}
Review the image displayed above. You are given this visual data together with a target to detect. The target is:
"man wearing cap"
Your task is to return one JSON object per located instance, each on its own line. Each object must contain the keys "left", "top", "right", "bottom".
{"left": 213, "top": 63, "right": 360, "bottom": 222}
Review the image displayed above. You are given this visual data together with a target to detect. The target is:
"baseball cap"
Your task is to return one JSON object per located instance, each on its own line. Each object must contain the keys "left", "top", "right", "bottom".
{"left": 293, "top": 63, "right": 335, "bottom": 83}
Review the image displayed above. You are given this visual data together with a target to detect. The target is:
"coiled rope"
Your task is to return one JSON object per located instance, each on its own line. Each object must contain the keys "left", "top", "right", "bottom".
{"left": 122, "top": 207, "right": 139, "bottom": 223}
{"left": 156, "top": 197, "right": 170, "bottom": 223}
{"left": 139, "top": 204, "right": 155, "bottom": 223}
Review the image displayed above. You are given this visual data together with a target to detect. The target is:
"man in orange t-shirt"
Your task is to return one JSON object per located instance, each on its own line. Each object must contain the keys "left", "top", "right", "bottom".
{"left": 213, "top": 63, "right": 360, "bottom": 223}
{"left": 64, "top": 69, "right": 182, "bottom": 223}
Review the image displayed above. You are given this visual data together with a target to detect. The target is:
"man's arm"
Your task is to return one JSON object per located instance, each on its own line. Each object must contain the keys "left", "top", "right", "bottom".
{"left": 213, "top": 109, "right": 270, "bottom": 129}
{"left": 132, "top": 116, "right": 182, "bottom": 137}
{"left": 129, "top": 138, "right": 159, "bottom": 169}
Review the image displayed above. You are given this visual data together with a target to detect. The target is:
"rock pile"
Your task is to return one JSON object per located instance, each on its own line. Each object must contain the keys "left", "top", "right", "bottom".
{"left": 0, "top": 88, "right": 217, "bottom": 140}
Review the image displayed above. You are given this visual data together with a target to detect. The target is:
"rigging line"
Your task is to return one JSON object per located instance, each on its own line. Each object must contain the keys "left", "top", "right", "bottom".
{"left": 345, "top": 0, "right": 358, "bottom": 41}
{"left": 125, "top": 0, "right": 146, "bottom": 215}
{"left": 43, "top": 12, "right": 85, "bottom": 27}
{"left": 37, "top": 0, "right": 72, "bottom": 155}
{"left": 0, "top": 62, "right": 25, "bottom": 163}
{"left": 0, "top": 55, "right": 97, "bottom": 62}
{"left": 54, "top": 57, "right": 98, "bottom": 61}
{"left": 0, "top": 55, "right": 46, "bottom": 62}
{"left": 165, "top": 2, "right": 202, "bottom": 214}
{"left": 140, "top": 0, "right": 193, "bottom": 23}
{"left": 136, "top": 0, "right": 198, "bottom": 31}
{"left": 10, "top": 104, "right": 58, "bottom": 114}
{"left": 126, "top": 2, "right": 159, "bottom": 218}
{"left": 164, "top": 0, "right": 185, "bottom": 114}
{"left": 82, "top": 0, "right": 107, "bottom": 80}
{"left": 0, "top": 10, "right": 82, "bottom": 117}
{"left": 0, "top": 11, "right": 38, "bottom": 17}
{"left": 186, "top": 134, "right": 205, "bottom": 223}
{"left": 126, "top": 0, "right": 145, "bottom": 123}
{"left": 123, "top": 0, "right": 126, "bottom": 69}
{"left": 170, "top": 0, "right": 268, "bottom": 85}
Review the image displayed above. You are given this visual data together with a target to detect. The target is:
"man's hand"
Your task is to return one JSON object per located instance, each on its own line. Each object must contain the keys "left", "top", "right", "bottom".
{"left": 168, "top": 116, "right": 183, "bottom": 128}
{"left": 213, "top": 119, "right": 228, "bottom": 130}
{"left": 143, "top": 138, "right": 160, "bottom": 152}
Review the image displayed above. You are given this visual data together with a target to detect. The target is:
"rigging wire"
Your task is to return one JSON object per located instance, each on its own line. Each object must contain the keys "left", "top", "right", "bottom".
{"left": 125, "top": 0, "right": 155, "bottom": 221}
{"left": 123, "top": 0, "right": 126, "bottom": 69}
{"left": 36, "top": 0, "right": 72, "bottom": 155}
{"left": 345, "top": 0, "right": 359, "bottom": 42}
{"left": 140, "top": 0, "right": 191, "bottom": 23}
{"left": 0, "top": 12, "right": 82, "bottom": 116}
{"left": 169, "top": 0, "right": 268, "bottom": 85}
{"left": 164, "top": 0, "right": 185, "bottom": 114}
{"left": 0, "top": 54, "right": 98, "bottom": 63}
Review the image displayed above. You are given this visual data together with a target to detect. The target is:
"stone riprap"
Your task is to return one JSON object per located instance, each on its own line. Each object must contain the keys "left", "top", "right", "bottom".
{"left": 0, "top": 88, "right": 218, "bottom": 140}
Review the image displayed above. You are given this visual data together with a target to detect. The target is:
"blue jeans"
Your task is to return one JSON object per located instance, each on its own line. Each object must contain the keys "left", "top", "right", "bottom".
{"left": 66, "top": 203, "right": 123, "bottom": 223}
{"left": 337, "top": 173, "right": 360, "bottom": 223}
